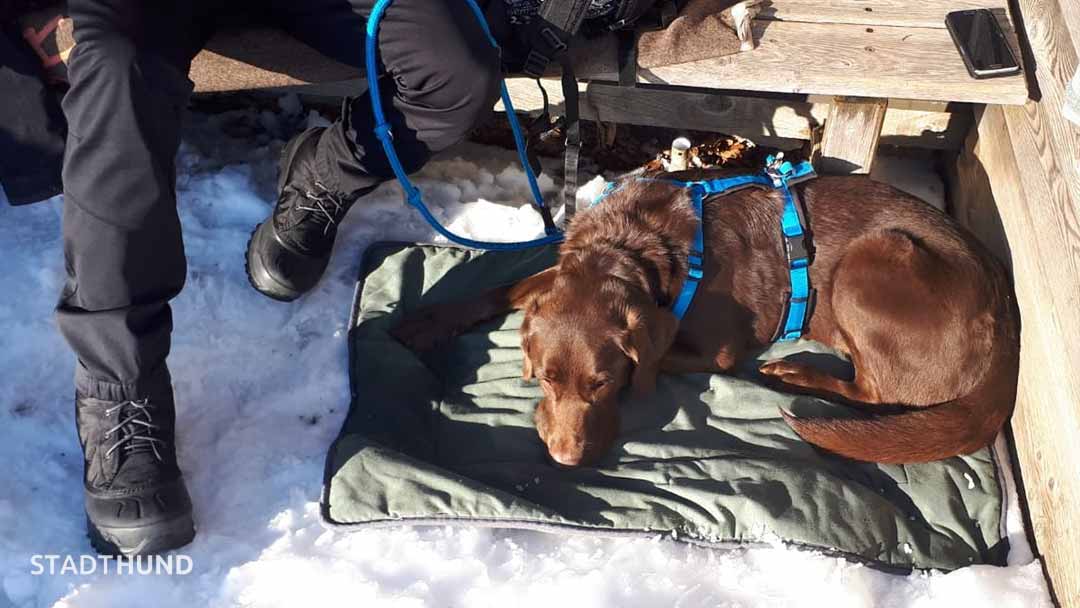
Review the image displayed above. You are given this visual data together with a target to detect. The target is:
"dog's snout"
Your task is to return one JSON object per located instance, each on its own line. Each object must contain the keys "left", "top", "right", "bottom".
{"left": 548, "top": 444, "right": 584, "bottom": 467}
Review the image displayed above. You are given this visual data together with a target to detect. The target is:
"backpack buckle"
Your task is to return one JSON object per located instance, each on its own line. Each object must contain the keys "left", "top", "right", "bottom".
{"left": 539, "top": 26, "right": 569, "bottom": 53}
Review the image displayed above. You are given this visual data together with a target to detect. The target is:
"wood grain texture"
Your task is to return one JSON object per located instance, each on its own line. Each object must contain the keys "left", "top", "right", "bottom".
{"left": 759, "top": 0, "right": 1001, "bottom": 28}
{"left": 998, "top": 2, "right": 1080, "bottom": 602}
{"left": 970, "top": 102, "right": 1080, "bottom": 608}
{"left": 945, "top": 2, "right": 1080, "bottom": 601}
{"left": 820, "top": 97, "right": 888, "bottom": 173}
{"left": 495, "top": 80, "right": 966, "bottom": 148}
{"left": 1052, "top": 0, "right": 1080, "bottom": 48}
{"left": 644, "top": 20, "right": 1029, "bottom": 104}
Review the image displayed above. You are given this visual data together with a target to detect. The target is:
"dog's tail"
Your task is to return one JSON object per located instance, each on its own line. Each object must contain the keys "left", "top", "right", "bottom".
{"left": 781, "top": 290, "right": 1020, "bottom": 464}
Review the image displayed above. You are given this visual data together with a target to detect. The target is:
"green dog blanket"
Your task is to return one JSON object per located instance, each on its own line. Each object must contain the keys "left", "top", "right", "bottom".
{"left": 321, "top": 242, "right": 1010, "bottom": 571}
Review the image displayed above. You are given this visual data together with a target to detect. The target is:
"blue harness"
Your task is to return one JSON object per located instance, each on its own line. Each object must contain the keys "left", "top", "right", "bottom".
{"left": 594, "top": 156, "right": 818, "bottom": 342}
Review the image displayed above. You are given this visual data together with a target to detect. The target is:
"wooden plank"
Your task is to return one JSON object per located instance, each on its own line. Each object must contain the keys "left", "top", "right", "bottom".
{"left": 493, "top": 80, "right": 966, "bottom": 148}
{"left": 1052, "top": 0, "right": 1080, "bottom": 48}
{"left": 819, "top": 97, "right": 888, "bottom": 173}
{"left": 993, "top": 0, "right": 1080, "bottom": 602}
{"left": 949, "top": 5, "right": 1080, "bottom": 603}
{"left": 191, "top": 27, "right": 358, "bottom": 93}
{"left": 644, "top": 20, "right": 1029, "bottom": 104}
{"left": 759, "top": 0, "right": 999, "bottom": 28}
{"left": 970, "top": 101, "right": 1080, "bottom": 608}
{"left": 948, "top": 111, "right": 1014, "bottom": 266}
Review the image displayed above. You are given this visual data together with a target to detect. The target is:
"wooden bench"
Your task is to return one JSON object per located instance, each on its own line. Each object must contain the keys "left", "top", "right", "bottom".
{"left": 497, "top": 0, "right": 1029, "bottom": 173}
{"left": 191, "top": 0, "right": 1028, "bottom": 175}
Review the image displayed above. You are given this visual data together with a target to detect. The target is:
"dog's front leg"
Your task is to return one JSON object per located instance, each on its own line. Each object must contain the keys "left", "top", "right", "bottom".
{"left": 658, "top": 343, "right": 739, "bottom": 375}
{"left": 391, "top": 267, "right": 557, "bottom": 351}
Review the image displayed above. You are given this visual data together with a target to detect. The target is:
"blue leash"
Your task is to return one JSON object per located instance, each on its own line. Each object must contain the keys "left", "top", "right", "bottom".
{"left": 366, "top": 0, "right": 563, "bottom": 251}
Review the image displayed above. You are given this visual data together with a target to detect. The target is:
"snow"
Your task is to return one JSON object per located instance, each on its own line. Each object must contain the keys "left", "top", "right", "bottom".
{"left": 0, "top": 101, "right": 1053, "bottom": 608}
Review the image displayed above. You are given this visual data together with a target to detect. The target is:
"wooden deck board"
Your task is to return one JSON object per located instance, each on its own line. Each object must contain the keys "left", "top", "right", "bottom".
{"left": 759, "top": 0, "right": 1003, "bottom": 28}
{"left": 490, "top": 79, "right": 966, "bottom": 148}
{"left": 643, "top": 19, "right": 1029, "bottom": 104}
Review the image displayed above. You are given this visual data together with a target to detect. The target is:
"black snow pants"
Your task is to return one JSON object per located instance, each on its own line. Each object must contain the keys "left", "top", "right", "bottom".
{"left": 57, "top": 0, "right": 506, "bottom": 401}
{"left": 0, "top": 24, "right": 65, "bottom": 205}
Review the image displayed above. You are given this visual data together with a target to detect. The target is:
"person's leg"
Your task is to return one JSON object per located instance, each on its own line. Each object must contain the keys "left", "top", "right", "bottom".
{"left": 58, "top": 0, "right": 212, "bottom": 555}
{"left": 0, "top": 25, "right": 65, "bottom": 205}
{"left": 246, "top": 0, "right": 503, "bottom": 301}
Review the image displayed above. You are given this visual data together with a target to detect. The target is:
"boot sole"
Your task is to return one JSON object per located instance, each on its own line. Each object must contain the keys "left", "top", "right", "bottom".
{"left": 87, "top": 512, "right": 196, "bottom": 556}
{"left": 245, "top": 222, "right": 305, "bottom": 302}
{"left": 245, "top": 127, "right": 326, "bottom": 303}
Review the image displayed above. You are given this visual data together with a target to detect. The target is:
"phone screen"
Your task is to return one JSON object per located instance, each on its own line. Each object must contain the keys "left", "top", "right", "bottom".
{"left": 948, "top": 11, "right": 1018, "bottom": 72}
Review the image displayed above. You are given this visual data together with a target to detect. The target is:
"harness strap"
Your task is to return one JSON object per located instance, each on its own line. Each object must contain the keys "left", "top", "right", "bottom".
{"left": 767, "top": 156, "right": 815, "bottom": 342}
{"left": 671, "top": 184, "right": 706, "bottom": 319}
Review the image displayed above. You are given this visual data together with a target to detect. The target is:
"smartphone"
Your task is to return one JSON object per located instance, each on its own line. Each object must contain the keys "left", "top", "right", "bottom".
{"left": 946, "top": 9, "right": 1021, "bottom": 79}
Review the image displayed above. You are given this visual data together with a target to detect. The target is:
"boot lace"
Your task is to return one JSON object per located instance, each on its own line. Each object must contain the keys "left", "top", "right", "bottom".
{"left": 292, "top": 180, "right": 351, "bottom": 235}
{"left": 103, "top": 399, "right": 166, "bottom": 461}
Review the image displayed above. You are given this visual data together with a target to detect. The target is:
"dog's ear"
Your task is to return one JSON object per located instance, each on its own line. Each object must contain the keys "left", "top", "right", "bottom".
{"left": 511, "top": 269, "right": 558, "bottom": 381}
{"left": 508, "top": 267, "right": 558, "bottom": 310}
{"left": 618, "top": 303, "right": 679, "bottom": 396}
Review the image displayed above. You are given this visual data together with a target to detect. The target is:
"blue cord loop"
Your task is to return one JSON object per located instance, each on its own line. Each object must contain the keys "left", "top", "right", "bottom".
{"left": 366, "top": 0, "right": 563, "bottom": 251}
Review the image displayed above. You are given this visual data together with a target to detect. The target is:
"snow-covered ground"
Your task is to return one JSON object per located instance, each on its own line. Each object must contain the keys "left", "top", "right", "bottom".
{"left": 0, "top": 98, "right": 1054, "bottom": 607}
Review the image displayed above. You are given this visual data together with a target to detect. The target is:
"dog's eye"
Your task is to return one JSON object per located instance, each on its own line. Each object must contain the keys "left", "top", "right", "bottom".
{"left": 589, "top": 377, "right": 611, "bottom": 392}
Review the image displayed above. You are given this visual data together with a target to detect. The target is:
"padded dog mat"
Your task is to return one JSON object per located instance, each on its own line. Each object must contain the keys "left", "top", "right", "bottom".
{"left": 321, "top": 242, "right": 1010, "bottom": 571}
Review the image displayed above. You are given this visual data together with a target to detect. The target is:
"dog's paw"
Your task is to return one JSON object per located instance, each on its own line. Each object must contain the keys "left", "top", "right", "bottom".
{"left": 390, "top": 303, "right": 470, "bottom": 351}
{"left": 758, "top": 359, "right": 803, "bottom": 380}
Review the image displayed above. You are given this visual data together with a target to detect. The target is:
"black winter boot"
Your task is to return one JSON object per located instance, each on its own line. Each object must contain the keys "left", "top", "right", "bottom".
{"left": 77, "top": 387, "right": 195, "bottom": 555}
{"left": 246, "top": 127, "right": 372, "bottom": 301}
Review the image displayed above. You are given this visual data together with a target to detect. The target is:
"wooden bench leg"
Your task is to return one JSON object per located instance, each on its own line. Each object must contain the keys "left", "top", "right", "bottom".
{"left": 820, "top": 97, "right": 889, "bottom": 175}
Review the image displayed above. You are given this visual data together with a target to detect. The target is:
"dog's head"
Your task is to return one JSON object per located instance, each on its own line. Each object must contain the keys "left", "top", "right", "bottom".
{"left": 520, "top": 266, "right": 678, "bottom": 467}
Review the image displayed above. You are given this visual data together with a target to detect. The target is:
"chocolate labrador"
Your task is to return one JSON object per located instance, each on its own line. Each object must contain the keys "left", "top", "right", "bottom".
{"left": 392, "top": 170, "right": 1020, "bottom": 467}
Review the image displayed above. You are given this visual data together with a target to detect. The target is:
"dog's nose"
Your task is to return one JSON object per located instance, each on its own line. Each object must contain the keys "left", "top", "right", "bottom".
{"left": 548, "top": 447, "right": 583, "bottom": 467}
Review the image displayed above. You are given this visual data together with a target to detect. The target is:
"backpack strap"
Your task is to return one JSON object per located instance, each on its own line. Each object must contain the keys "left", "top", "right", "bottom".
{"left": 559, "top": 55, "right": 582, "bottom": 216}
{"left": 616, "top": 28, "right": 639, "bottom": 86}
{"left": 522, "top": 0, "right": 594, "bottom": 77}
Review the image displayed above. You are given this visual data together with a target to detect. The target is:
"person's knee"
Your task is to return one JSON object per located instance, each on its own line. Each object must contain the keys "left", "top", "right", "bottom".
{"left": 66, "top": 35, "right": 137, "bottom": 88}
{"left": 65, "top": 33, "right": 191, "bottom": 116}
{"left": 454, "top": 58, "right": 502, "bottom": 124}
{"left": 421, "top": 54, "right": 502, "bottom": 152}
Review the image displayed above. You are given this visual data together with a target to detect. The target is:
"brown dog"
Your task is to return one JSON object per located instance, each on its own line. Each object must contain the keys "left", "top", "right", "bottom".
{"left": 392, "top": 170, "right": 1020, "bottom": 467}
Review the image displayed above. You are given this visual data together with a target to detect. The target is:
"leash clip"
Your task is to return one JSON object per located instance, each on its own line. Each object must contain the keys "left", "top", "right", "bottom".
{"left": 765, "top": 153, "right": 795, "bottom": 186}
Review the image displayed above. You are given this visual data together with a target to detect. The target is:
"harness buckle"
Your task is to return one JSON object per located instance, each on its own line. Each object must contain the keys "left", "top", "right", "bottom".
{"left": 540, "top": 26, "right": 569, "bottom": 53}
{"left": 688, "top": 250, "right": 705, "bottom": 279}
{"left": 784, "top": 233, "right": 811, "bottom": 267}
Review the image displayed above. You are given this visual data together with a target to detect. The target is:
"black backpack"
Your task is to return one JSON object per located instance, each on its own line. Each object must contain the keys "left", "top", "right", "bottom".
{"left": 521, "top": 0, "right": 683, "bottom": 217}
{"left": 521, "top": 0, "right": 677, "bottom": 77}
